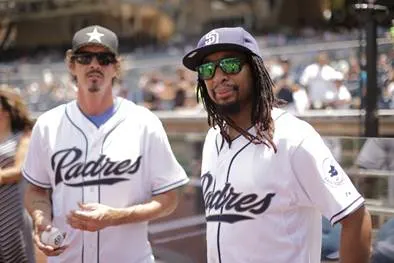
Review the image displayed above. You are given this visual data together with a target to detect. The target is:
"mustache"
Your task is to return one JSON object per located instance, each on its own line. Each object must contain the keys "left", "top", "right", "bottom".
{"left": 86, "top": 70, "right": 104, "bottom": 77}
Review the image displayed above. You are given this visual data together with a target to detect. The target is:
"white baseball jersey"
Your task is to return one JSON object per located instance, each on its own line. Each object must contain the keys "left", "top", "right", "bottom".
{"left": 22, "top": 97, "right": 189, "bottom": 263}
{"left": 201, "top": 108, "right": 364, "bottom": 263}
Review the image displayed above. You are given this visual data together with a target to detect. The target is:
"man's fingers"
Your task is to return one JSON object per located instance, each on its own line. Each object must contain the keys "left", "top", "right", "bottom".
{"left": 33, "top": 233, "right": 43, "bottom": 247}
{"left": 74, "top": 210, "right": 92, "bottom": 217}
{"left": 36, "top": 224, "right": 51, "bottom": 233}
{"left": 67, "top": 214, "right": 92, "bottom": 231}
{"left": 67, "top": 217, "right": 85, "bottom": 230}
{"left": 78, "top": 202, "right": 96, "bottom": 211}
{"left": 69, "top": 209, "right": 93, "bottom": 220}
{"left": 39, "top": 245, "right": 69, "bottom": 257}
{"left": 67, "top": 213, "right": 87, "bottom": 223}
{"left": 67, "top": 215, "right": 101, "bottom": 232}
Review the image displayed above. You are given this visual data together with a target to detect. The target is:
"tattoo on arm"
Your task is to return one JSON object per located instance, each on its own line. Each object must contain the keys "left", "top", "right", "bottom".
{"left": 25, "top": 185, "right": 52, "bottom": 220}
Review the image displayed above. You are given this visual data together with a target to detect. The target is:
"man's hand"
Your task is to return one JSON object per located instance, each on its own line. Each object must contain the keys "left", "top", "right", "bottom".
{"left": 32, "top": 211, "right": 68, "bottom": 256}
{"left": 67, "top": 202, "right": 115, "bottom": 232}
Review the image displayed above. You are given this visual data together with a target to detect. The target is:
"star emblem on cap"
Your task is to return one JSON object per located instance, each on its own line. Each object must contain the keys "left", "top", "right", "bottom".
{"left": 86, "top": 27, "right": 104, "bottom": 43}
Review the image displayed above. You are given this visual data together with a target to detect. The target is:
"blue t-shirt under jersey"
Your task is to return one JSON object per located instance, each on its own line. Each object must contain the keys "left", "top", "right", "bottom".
{"left": 86, "top": 99, "right": 118, "bottom": 128}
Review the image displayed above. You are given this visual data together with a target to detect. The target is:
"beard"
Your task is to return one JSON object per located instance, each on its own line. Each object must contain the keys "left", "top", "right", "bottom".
{"left": 214, "top": 85, "right": 241, "bottom": 115}
{"left": 86, "top": 70, "right": 103, "bottom": 93}
{"left": 88, "top": 81, "right": 100, "bottom": 93}
{"left": 215, "top": 100, "right": 241, "bottom": 115}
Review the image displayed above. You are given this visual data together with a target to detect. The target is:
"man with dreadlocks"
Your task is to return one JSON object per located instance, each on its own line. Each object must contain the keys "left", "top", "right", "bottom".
{"left": 182, "top": 27, "right": 371, "bottom": 263}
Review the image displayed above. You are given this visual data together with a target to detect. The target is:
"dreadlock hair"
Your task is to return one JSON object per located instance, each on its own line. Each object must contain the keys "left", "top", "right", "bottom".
{"left": 196, "top": 54, "right": 282, "bottom": 152}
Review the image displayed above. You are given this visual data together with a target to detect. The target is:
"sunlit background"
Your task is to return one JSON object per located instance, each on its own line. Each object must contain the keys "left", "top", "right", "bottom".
{"left": 0, "top": 1, "right": 394, "bottom": 262}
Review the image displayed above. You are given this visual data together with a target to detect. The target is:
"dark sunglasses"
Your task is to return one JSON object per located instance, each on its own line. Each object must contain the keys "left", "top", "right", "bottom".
{"left": 71, "top": 52, "right": 117, "bottom": 66}
{"left": 197, "top": 57, "right": 246, "bottom": 80}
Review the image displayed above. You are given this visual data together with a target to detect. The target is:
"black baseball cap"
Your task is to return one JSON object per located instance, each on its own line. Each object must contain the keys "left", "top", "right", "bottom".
{"left": 72, "top": 25, "right": 118, "bottom": 55}
{"left": 182, "top": 27, "right": 262, "bottom": 71}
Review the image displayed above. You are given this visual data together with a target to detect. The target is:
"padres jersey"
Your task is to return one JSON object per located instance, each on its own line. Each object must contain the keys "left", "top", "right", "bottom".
{"left": 22, "top": 98, "right": 189, "bottom": 263}
{"left": 201, "top": 108, "right": 363, "bottom": 263}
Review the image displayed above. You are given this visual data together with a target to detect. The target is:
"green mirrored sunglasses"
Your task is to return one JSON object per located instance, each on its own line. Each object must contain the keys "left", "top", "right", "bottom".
{"left": 197, "top": 57, "right": 246, "bottom": 80}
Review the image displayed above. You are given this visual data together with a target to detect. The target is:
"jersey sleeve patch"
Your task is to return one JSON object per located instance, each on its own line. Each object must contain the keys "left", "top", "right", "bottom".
{"left": 322, "top": 158, "right": 346, "bottom": 187}
{"left": 152, "top": 177, "right": 190, "bottom": 195}
{"left": 22, "top": 168, "right": 52, "bottom": 189}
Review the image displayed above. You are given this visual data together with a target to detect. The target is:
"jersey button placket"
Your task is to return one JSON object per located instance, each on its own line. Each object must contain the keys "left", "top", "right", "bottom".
{"left": 84, "top": 133, "right": 101, "bottom": 203}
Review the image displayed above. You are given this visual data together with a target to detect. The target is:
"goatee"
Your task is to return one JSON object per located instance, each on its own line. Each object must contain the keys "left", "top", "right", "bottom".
{"left": 215, "top": 101, "right": 241, "bottom": 115}
{"left": 214, "top": 85, "right": 241, "bottom": 115}
{"left": 88, "top": 82, "right": 100, "bottom": 93}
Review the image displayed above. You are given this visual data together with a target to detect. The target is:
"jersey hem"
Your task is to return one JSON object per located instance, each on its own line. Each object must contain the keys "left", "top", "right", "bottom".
{"left": 22, "top": 168, "right": 51, "bottom": 189}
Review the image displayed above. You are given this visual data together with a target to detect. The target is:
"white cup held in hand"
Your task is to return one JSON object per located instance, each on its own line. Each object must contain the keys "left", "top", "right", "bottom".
{"left": 40, "top": 228, "right": 65, "bottom": 248}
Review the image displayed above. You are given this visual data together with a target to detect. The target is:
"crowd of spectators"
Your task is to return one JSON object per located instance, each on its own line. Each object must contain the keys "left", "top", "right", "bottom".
{"left": 0, "top": 28, "right": 394, "bottom": 115}
{"left": 271, "top": 50, "right": 394, "bottom": 112}
{"left": 129, "top": 47, "right": 394, "bottom": 113}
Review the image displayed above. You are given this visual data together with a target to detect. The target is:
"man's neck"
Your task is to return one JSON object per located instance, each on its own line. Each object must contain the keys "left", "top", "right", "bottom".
{"left": 227, "top": 105, "right": 253, "bottom": 139}
{"left": 77, "top": 91, "right": 115, "bottom": 116}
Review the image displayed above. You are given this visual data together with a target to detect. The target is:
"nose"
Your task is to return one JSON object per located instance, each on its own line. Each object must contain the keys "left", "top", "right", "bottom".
{"left": 89, "top": 57, "right": 101, "bottom": 68}
{"left": 211, "top": 65, "right": 229, "bottom": 83}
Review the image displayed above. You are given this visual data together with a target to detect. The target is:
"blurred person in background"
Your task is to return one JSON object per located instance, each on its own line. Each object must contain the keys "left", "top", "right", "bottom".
{"left": 380, "top": 65, "right": 394, "bottom": 109}
{"left": 291, "top": 82, "right": 310, "bottom": 113}
{"left": 0, "top": 85, "right": 35, "bottom": 263}
{"left": 325, "top": 71, "right": 352, "bottom": 109}
{"left": 356, "top": 138, "right": 394, "bottom": 206}
{"left": 374, "top": 54, "right": 392, "bottom": 109}
{"left": 174, "top": 67, "right": 198, "bottom": 110}
{"left": 355, "top": 137, "right": 394, "bottom": 262}
{"left": 274, "top": 57, "right": 310, "bottom": 113}
{"left": 371, "top": 218, "right": 394, "bottom": 263}
{"left": 173, "top": 83, "right": 187, "bottom": 109}
{"left": 22, "top": 25, "right": 188, "bottom": 263}
{"left": 321, "top": 216, "right": 341, "bottom": 262}
{"left": 141, "top": 72, "right": 163, "bottom": 110}
{"left": 274, "top": 57, "right": 295, "bottom": 106}
{"left": 299, "top": 52, "right": 338, "bottom": 109}
{"left": 158, "top": 79, "right": 176, "bottom": 110}
{"left": 183, "top": 26, "right": 371, "bottom": 263}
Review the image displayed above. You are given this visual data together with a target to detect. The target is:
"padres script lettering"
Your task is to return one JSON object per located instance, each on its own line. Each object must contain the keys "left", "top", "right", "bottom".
{"left": 52, "top": 147, "right": 141, "bottom": 187}
{"left": 201, "top": 172, "right": 275, "bottom": 223}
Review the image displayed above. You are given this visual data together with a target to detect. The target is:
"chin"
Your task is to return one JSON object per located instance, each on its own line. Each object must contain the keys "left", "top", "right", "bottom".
{"left": 88, "top": 82, "right": 101, "bottom": 93}
{"left": 215, "top": 101, "right": 241, "bottom": 115}
{"left": 88, "top": 88, "right": 100, "bottom": 93}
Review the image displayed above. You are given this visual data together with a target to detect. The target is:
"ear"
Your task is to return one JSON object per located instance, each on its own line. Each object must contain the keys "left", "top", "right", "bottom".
{"left": 68, "top": 61, "right": 76, "bottom": 76}
{"left": 65, "top": 49, "right": 76, "bottom": 78}
{"left": 114, "top": 58, "right": 122, "bottom": 80}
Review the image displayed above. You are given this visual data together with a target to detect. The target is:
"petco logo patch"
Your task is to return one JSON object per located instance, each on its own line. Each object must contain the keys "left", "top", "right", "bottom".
{"left": 205, "top": 31, "right": 219, "bottom": 45}
{"left": 322, "top": 158, "right": 345, "bottom": 187}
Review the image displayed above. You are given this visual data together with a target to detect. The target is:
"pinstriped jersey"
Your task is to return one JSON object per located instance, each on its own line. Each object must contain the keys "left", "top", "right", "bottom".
{"left": 201, "top": 108, "right": 363, "bottom": 263}
{"left": 22, "top": 97, "right": 189, "bottom": 263}
{"left": 0, "top": 132, "right": 28, "bottom": 263}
